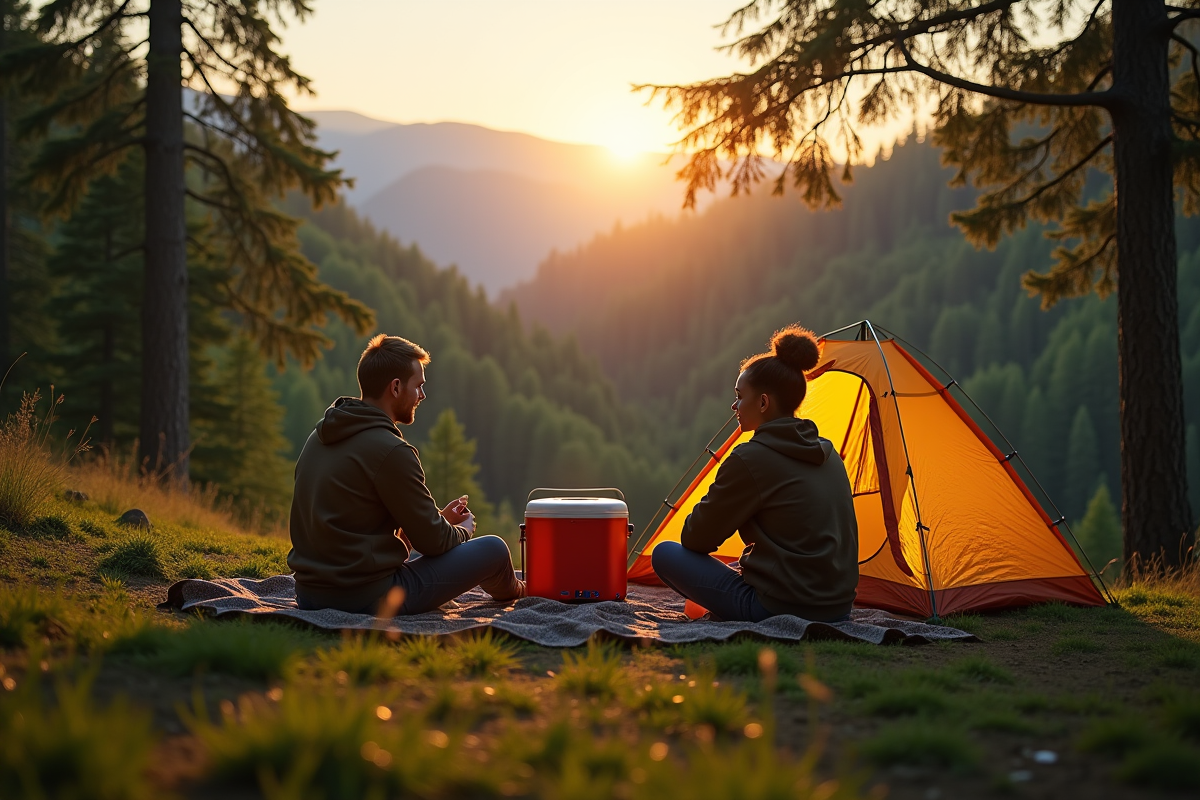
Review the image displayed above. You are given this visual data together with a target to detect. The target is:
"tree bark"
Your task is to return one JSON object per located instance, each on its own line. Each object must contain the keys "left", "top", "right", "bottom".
{"left": 1110, "top": 0, "right": 1194, "bottom": 568}
{"left": 140, "top": 0, "right": 189, "bottom": 482}
{"left": 0, "top": 5, "right": 11, "bottom": 386}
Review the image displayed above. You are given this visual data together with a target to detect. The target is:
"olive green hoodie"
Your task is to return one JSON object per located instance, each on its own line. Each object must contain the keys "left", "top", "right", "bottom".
{"left": 680, "top": 416, "right": 859, "bottom": 620}
{"left": 287, "top": 397, "right": 471, "bottom": 612}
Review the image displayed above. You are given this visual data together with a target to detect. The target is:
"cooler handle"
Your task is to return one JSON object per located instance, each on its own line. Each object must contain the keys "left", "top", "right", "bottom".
{"left": 519, "top": 523, "right": 526, "bottom": 582}
{"left": 526, "top": 487, "right": 626, "bottom": 502}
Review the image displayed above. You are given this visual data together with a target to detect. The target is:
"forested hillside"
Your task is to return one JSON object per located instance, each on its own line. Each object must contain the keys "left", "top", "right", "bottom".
{"left": 270, "top": 198, "right": 674, "bottom": 524}
{"left": 506, "top": 137, "right": 1200, "bottom": 528}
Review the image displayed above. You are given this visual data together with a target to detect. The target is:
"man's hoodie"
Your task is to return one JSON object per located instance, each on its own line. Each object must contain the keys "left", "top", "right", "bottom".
{"left": 287, "top": 397, "right": 471, "bottom": 613}
{"left": 680, "top": 416, "right": 859, "bottom": 620}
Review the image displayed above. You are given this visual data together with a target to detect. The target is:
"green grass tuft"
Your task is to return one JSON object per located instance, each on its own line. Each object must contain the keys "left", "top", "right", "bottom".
{"left": 1052, "top": 635, "right": 1103, "bottom": 655}
{"left": 863, "top": 686, "right": 949, "bottom": 718}
{"left": 1077, "top": 717, "right": 1155, "bottom": 755}
{"left": 1156, "top": 639, "right": 1200, "bottom": 669}
{"left": 176, "top": 554, "right": 214, "bottom": 580}
{"left": 397, "top": 637, "right": 461, "bottom": 680}
{"left": 139, "top": 619, "right": 321, "bottom": 680}
{"left": 229, "top": 556, "right": 279, "bottom": 579}
{"left": 1116, "top": 742, "right": 1200, "bottom": 790}
{"left": 558, "top": 641, "right": 625, "bottom": 699}
{"left": 861, "top": 721, "right": 979, "bottom": 769}
{"left": 707, "top": 640, "right": 800, "bottom": 676}
{"left": 312, "top": 637, "right": 409, "bottom": 685}
{"left": 189, "top": 688, "right": 461, "bottom": 798}
{"left": 947, "top": 656, "right": 1014, "bottom": 684}
{"left": 0, "top": 666, "right": 155, "bottom": 799}
{"left": 97, "top": 536, "right": 164, "bottom": 579}
{"left": 1162, "top": 694, "right": 1200, "bottom": 740}
{"left": 27, "top": 514, "right": 72, "bottom": 539}
{"left": 451, "top": 629, "right": 519, "bottom": 677}
{"left": 0, "top": 586, "right": 67, "bottom": 647}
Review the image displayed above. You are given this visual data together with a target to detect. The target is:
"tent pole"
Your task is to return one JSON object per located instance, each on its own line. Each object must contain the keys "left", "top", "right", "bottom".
{"left": 871, "top": 325, "right": 1119, "bottom": 607}
{"left": 864, "top": 320, "right": 941, "bottom": 621}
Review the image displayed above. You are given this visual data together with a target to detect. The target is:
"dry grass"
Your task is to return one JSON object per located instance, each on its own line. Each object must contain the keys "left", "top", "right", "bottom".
{"left": 69, "top": 448, "right": 284, "bottom": 537}
{"left": 0, "top": 391, "right": 75, "bottom": 529}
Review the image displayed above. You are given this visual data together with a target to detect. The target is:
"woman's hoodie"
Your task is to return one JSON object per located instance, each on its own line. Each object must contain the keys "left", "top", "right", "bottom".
{"left": 287, "top": 397, "right": 471, "bottom": 612}
{"left": 679, "top": 416, "right": 859, "bottom": 620}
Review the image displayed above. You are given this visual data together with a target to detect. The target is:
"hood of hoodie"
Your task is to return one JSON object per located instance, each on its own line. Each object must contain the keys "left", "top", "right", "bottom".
{"left": 316, "top": 397, "right": 403, "bottom": 445}
{"left": 749, "top": 417, "right": 831, "bottom": 465}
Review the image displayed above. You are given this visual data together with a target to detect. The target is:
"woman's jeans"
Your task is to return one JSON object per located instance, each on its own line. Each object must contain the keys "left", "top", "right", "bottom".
{"left": 651, "top": 541, "right": 774, "bottom": 622}
{"left": 378, "top": 535, "right": 523, "bottom": 615}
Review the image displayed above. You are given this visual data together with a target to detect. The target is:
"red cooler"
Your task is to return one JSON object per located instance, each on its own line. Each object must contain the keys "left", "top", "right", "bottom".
{"left": 521, "top": 488, "right": 631, "bottom": 602}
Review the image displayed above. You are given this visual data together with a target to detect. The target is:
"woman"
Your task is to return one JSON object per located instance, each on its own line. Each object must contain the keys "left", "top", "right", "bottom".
{"left": 652, "top": 325, "right": 859, "bottom": 622}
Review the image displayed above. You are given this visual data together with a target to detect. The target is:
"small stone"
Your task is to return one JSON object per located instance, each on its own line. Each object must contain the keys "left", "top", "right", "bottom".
{"left": 117, "top": 509, "right": 151, "bottom": 530}
{"left": 1032, "top": 750, "right": 1058, "bottom": 765}
{"left": 1009, "top": 770, "right": 1033, "bottom": 783}
{"left": 64, "top": 490, "right": 89, "bottom": 503}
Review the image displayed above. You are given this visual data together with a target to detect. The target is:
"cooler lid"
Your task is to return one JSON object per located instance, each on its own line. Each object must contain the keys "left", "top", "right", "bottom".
{"left": 525, "top": 497, "right": 629, "bottom": 519}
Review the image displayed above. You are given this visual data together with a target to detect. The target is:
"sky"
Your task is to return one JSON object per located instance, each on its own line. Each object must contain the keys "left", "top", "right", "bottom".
{"left": 278, "top": 0, "right": 893, "bottom": 157}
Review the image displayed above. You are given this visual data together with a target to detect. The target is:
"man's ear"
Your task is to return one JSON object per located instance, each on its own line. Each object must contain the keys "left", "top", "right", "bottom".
{"left": 390, "top": 377, "right": 402, "bottom": 397}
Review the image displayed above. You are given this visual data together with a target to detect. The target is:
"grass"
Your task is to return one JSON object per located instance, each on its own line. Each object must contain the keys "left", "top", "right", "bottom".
{"left": 97, "top": 536, "right": 165, "bottom": 579}
{"left": 137, "top": 619, "right": 322, "bottom": 680}
{"left": 0, "top": 666, "right": 155, "bottom": 799}
{"left": 3, "top": 439, "right": 1200, "bottom": 799}
{"left": 0, "top": 391, "right": 71, "bottom": 531}
{"left": 557, "top": 641, "right": 625, "bottom": 699}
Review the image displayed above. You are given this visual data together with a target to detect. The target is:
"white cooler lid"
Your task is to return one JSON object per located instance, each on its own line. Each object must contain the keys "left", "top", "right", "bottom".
{"left": 525, "top": 497, "right": 628, "bottom": 519}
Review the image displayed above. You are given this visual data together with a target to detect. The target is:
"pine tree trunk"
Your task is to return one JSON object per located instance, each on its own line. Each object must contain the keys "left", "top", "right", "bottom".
{"left": 1110, "top": 0, "right": 1194, "bottom": 568}
{"left": 140, "top": 0, "right": 189, "bottom": 481}
{"left": 0, "top": 7, "right": 10, "bottom": 384}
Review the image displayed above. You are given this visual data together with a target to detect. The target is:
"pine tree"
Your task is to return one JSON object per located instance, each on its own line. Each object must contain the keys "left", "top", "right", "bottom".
{"left": 1065, "top": 406, "right": 1100, "bottom": 520}
{"left": 1074, "top": 482, "right": 1123, "bottom": 575}
{"left": 419, "top": 408, "right": 496, "bottom": 535}
{"left": 191, "top": 335, "right": 292, "bottom": 521}
{"left": 650, "top": 0, "right": 1196, "bottom": 568}
{"left": 1, "top": 0, "right": 374, "bottom": 480}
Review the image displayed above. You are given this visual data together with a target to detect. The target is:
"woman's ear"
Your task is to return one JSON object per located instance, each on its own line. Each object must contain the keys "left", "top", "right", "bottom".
{"left": 759, "top": 393, "right": 770, "bottom": 413}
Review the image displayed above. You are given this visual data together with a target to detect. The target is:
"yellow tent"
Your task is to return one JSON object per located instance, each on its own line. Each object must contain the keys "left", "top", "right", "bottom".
{"left": 627, "top": 321, "right": 1110, "bottom": 618}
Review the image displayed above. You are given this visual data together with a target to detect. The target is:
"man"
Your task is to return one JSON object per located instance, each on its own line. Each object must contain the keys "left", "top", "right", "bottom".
{"left": 288, "top": 334, "right": 525, "bottom": 614}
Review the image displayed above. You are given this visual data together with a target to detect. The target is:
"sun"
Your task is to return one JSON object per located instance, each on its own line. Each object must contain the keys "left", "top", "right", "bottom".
{"left": 602, "top": 129, "right": 648, "bottom": 162}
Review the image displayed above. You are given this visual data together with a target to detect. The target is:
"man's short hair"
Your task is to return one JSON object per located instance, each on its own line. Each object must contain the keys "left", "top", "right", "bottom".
{"left": 357, "top": 334, "right": 430, "bottom": 397}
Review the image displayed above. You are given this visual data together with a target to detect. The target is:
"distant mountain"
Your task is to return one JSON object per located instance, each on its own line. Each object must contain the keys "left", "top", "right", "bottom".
{"left": 305, "top": 110, "right": 696, "bottom": 293}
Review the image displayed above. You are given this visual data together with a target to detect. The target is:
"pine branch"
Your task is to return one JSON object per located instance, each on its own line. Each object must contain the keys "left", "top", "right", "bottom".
{"left": 898, "top": 39, "right": 1117, "bottom": 109}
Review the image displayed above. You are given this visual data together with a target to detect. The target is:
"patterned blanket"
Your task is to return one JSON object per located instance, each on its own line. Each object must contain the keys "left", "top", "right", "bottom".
{"left": 159, "top": 574, "right": 976, "bottom": 647}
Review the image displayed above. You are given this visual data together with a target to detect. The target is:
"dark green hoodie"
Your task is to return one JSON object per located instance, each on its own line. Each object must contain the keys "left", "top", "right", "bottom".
{"left": 679, "top": 417, "right": 859, "bottom": 620}
{"left": 287, "top": 397, "right": 471, "bottom": 612}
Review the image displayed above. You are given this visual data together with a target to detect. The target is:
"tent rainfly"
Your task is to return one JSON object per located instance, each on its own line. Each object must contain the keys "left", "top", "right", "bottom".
{"left": 627, "top": 321, "right": 1111, "bottom": 618}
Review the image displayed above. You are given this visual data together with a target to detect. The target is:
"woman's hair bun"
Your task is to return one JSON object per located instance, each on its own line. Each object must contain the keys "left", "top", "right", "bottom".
{"left": 770, "top": 325, "right": 821, "bottom": 373}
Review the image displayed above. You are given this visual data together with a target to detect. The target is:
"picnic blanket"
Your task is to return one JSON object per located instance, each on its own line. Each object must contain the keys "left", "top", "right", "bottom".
{"left": 160, "top": 574, "right": 975, "bottom": 647}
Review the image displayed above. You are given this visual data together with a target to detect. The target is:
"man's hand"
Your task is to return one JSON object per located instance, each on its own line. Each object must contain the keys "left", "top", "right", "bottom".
{"left": 441, "top": 495, "right": 471, "bottom": 525}
{"left": 461, "top": 512, "right": 476, "bottom": 535}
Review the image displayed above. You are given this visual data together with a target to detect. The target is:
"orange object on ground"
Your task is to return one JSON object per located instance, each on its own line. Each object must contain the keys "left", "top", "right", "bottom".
{"left": 627, "top": 321, "right": 1109, "bottom": 618}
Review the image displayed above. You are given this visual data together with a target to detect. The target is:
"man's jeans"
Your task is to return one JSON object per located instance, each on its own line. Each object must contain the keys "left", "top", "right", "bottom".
{"left": 377, "top": 535, "right": 523, "bottom": 615}
{"left": 651, "top": 541, "right": 774, "bottom": 622}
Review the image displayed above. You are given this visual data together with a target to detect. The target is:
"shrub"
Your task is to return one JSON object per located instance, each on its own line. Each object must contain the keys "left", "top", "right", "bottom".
{"left": 0, "top": 392, "right": 69, "bottom": 530}
{"left": 0, "top": 665, "right": 155, "bottom": 799}
{"left": 97, "top": 536, "right": 164, "bottom": 579}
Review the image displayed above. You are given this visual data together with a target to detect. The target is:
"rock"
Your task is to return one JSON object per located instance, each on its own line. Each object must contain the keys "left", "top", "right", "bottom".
{"left": 64, "top": 490, "right": 89, "bottom": 503}
{"left": 117, "top": 509, "right": 152, "bottom": 530}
